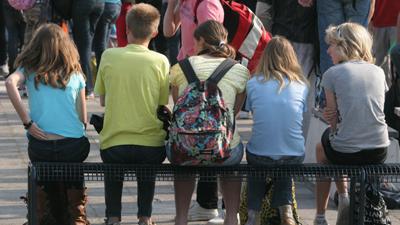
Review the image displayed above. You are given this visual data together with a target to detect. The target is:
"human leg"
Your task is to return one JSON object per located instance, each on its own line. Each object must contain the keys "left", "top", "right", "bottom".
{"left": 174, "top": 179, "right": 196, "bottom": 225}
{"left": 93, "top": 2, "right": 121, "bottom": 68}
{"left": 315, "top": 142, "right": 332, "bottom": 224}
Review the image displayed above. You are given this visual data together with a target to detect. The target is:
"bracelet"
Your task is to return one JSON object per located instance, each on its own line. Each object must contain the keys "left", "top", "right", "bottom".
{"left": 23, "top": 120, "right": 33, "bottom": 130}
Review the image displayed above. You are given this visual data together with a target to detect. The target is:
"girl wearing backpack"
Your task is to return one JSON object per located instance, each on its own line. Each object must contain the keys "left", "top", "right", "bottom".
{"left": 169, "top": 20, "right": 249, "bottom": 225}
{"left": 5, "top": 23, "right": 90, "bottom": 225}
{"left": 245, "top": 36, "right": 309, "bottom": 225}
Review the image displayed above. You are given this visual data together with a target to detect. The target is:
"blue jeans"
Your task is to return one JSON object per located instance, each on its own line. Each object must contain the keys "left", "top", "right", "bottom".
{"left": 72, "top": 0, "right": 104, "bottom": 92}
{"left": 317, "top": 0, "right": 370, "bottom": 73}
{"left": 93, "top": 2, "right": 121, "bottom": 68}
{"left": 246, "top": 151, "right": 304, "bottom": 209}
{"left": 100, "top": 145, "right": 166, "bottom": 219}
{"left": 3, "top": 0, "right": 25, "bottom": 73}
{"left": 0, "top": 0, "right": 7, "bottom": 66}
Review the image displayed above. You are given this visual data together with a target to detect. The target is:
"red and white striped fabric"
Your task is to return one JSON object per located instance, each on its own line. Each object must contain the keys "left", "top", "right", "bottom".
{"left": 195, "top": 0, "right": 271, "bottom": 73}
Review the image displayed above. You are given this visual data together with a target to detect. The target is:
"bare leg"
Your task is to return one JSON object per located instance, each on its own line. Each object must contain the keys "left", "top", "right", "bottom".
{"left": 174, "top": 178, "right": 195, "bottom": 225}
{"left": 220, "top": 178, "right": 241, "bottom": 225}
{"left": 315, "top": 142, "right": 331, "bottom": 215}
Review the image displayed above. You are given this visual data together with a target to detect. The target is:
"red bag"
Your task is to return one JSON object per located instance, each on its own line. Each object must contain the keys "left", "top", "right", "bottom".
{"left": 194, "top": 0, "right": 271, "bottom": 73}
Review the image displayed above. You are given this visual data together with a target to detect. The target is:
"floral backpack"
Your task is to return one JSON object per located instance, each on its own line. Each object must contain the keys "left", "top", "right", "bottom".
{"left": 168, "top": 58, "right": 237, "bottom": 166}
{"left": 7, "top": 0, "right": 36, "bottom": 10}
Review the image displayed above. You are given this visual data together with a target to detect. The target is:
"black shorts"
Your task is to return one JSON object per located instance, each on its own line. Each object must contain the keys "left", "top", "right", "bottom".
{"left": 321, "top": 128, "right": 387, "bottom": 165}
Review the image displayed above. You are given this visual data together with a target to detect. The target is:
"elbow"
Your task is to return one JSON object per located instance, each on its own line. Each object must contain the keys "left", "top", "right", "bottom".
{"left": 163, "top": 28, "right": 175, "bottom": 38}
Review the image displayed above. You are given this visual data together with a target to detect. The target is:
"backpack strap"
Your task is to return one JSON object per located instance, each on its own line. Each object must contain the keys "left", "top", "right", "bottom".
{"left": 178, "top": 58, "right": 200, "bottom": 84}
{"left": 207, "top": 58, "right": 237, "bottom": 84}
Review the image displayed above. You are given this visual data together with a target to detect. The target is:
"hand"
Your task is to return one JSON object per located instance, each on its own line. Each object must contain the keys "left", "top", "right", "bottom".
{"left": 298, "top": 0, "right": 314, "bottom": 7}
{"left": 322, "top": 107, "right": 337, "bottom": 125}
{"left": 28, "top": 122, "right": 48, "bottom": 140}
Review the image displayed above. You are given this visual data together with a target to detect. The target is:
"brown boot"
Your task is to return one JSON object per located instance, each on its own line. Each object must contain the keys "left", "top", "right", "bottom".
{"left": 21, "top": 185, "right": 56, "bottom": 225}
{"left": 279, "top": 205, "right": 296, "bottom": 225}
{"left": 67, "top": 188, "right": 90, "bottom": 225}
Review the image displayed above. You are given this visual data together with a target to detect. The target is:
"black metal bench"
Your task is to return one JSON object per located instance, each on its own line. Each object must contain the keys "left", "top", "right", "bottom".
{"left": 27, "top": 162, "right": 374, "bottom": 225}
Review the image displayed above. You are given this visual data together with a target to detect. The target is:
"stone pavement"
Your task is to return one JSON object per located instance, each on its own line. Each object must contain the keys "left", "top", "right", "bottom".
{"left": 1, "top": 79, "right": 400, "bottom": 225}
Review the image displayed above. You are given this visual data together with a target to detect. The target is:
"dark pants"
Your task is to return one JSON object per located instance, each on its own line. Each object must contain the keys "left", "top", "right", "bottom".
{"left": 0, "top": 0, "right": 7, "bottom": 66}
{"left": 100, "top": 145, "right": 166, "bottom": 218}
{"left": 93, "top": 2, "right": 121, "bottom": 69}
{"left": 72, "top": 0, "right": 104, "bottom": 93}
{"left": 28, "top": 135, "right": 91, "bottom": 188}
{"left": 3, "top": 0, "right": 25, "bottom": 73}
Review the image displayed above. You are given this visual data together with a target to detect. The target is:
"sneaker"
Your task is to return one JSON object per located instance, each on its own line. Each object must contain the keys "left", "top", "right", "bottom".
{"left": 0, "top": 64, "right": 9, "bottom": 78}
{"left": 187, "top": 202, "right": 219, "bottom": 221}
{"left": 207, "top": 210, "right": 240, "bottom": 225}
{"left": 336, "top": 196, "right": 350, "bottom": 225}
{"left": 314, "top": 218, "right": 329, "bottom": 225}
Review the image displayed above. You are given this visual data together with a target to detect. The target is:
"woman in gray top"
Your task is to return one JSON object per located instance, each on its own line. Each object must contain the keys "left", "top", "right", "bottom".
{"left": 314, "top": 22, "right": 390, "bottom": 225}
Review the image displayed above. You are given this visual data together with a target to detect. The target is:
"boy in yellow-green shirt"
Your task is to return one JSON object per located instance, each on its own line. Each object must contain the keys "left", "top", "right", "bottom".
{"left": 94, "top": 3, "right": 169, "bottom": 225}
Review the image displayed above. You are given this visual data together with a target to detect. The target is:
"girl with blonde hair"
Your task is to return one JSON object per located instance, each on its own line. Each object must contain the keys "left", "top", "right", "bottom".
{"left": 314, "top": 22, "right": 389, "bottom": 225}
{"left": 5, "top": 23, "right": 90, "bottom": 225}
{"left": 245, "top": 36, "right": 308, "bottom": 225}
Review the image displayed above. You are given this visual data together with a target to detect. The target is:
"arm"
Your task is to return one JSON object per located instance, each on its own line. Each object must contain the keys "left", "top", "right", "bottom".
{"left": 75, "top": 88, "right": 87, "bottom": 126}
{"left": 171, "top": 85, "right": 179, "bottom": 104}
{"left": 5, "top": 72, "right": 47, "bottom": 139}
{"left": 233, "top": 92, "right": 246, "bottom": 117}
{"left": 99, "top": 95, "right": 105, "bottom": 107}
{"left": 397, "top": 12, "right": 400, "bottom": 43}
{"left": 163, "top": 0, "right": 181, "bottom": 37}
{"left": 368, "top": 0, "right": 375, "bottom": 25}
{"left": 323, "top": 89, "right": 338, "bottom": 130}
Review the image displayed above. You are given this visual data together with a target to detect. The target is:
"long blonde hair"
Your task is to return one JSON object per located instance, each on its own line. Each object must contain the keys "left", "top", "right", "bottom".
{"left": 255, "top": 36, "right": 308, "bottom": 92}
{"left": 14, "top": 23, "right": 82, "bottom": 89}
{"left": 325, "top": 22, "right": 373, "bottom": 63}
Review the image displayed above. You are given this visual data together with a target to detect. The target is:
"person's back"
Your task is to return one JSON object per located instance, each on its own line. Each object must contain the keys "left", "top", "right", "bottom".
{"left": 95, "top": 45, "right": 169, "bottom": 149}
{"left": 322, "top": 61, "right": 389, "bottom": 152}
{"left": 246, "top": 76, "right": 308, "bottom": 158}
{"left": 94, "top": 4, "right": 169, "bottom": 225}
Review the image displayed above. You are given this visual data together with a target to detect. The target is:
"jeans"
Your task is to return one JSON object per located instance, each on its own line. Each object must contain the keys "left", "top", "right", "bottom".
{"left": 3, "top": 0, "right": 25, "bottom": 73}
{"left": 0, "top": 0, "right": 7, "bottom": 66}
{"left": 28, "top": 135, "right": 90, "bottom": 188}
{"left": 246, "top": 151, "right": 304, "bottom": 209}
{"left": 161, "top": 2, "right": 180, "bottom": 66}
{"left": 93, "top": 2, "right": 121, "bottom": 69}
{"left": 100, "top": 145, "right": 166, "bottom": 218}
{"left": 72, "top": 0, "right": 104, "bottom": 92}
{"left": 317, "top": 0, "right": 370, "bottom": 73}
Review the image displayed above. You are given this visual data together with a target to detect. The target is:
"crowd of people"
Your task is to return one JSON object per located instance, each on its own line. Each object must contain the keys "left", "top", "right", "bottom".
{"left": 2, "top": 0, "right": 400, "bottom": 225}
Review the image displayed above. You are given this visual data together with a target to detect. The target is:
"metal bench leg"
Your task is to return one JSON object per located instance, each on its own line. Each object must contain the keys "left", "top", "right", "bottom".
{"left": 28, "top": 165, "right": 38, "bottom": 225}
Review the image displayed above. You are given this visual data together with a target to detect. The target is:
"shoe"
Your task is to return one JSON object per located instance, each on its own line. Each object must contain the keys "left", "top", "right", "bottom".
{"left": 207, "top": 210, "right": 240, "bottom": 225}
{"left": 187, "top": 202, "right": 219, "bottom": 221}
{"left": 279, "top": 205, "right": 296, "bottom": 225}
{"left": 336, "top": 196, "right": 350, "bottom": 225}
{"left": 85, "top": 91, "right": 95, "bottom": 99}
{"left": 104, "top": 217, "right": 120, "bottom": 225}
{"left": 244, "top": 210, "right": 260, "bottom": 225}
{"left": 238, "top": 111, "right": 251, "bottom": 119}
{"left": 314, "top": 218, "right": 329, "bottom": 225}
{"left": 0, "top": 64, "right": 9, "bottom": 78}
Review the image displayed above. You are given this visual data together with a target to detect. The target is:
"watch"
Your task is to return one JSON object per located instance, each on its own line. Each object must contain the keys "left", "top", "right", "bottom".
{"left": 23, "top": 120, "right": 33, "bottom": 130}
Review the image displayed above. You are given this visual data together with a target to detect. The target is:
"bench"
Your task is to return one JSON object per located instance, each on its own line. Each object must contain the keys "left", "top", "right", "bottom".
{"left": 28, "top": 162, "right": 373, "bottom": 225}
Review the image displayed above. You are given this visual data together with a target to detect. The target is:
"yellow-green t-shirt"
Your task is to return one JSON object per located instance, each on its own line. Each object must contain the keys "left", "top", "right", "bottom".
{"left": 94, "top": 44, "right": 170, "bottom": 149}
{"left": 170, "top": 55, "right": 249, "bottom": 148}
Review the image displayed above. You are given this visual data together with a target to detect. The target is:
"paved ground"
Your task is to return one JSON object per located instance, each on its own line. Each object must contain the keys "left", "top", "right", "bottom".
{"left": 0, "top": 78, "right": 399, "bottom": 225}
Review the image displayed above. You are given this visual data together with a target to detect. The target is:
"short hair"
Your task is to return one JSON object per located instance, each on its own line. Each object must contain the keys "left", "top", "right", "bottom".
{"left": 126, "top": 3, "right": 160, "bottom": 40}
{"left": 325, "top": 22, "right": 373, "bottom": 63}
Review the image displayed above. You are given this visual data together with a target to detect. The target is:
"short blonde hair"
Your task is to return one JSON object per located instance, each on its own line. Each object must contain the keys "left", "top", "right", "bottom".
{"left": 126, "top": 3, "right": 160, "bottom": 40}
{"left": 255, "top": 36, "right": 308, "bottom": 92}
{"left": 325, "top": 22, "right": 373, "bottom": 63}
